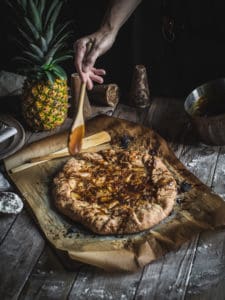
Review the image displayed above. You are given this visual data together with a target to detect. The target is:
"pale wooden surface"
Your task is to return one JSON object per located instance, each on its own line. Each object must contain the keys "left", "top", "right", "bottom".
{"left": 1, "top": 97, "right": 225, "bottom": 300}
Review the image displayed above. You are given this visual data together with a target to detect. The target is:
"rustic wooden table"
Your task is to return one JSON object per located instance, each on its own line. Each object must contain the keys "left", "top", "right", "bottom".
{"left": 1, "top": 97, "right": 225, "bottom": 300}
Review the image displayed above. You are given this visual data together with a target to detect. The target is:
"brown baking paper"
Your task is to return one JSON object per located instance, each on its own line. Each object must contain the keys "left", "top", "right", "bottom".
{"left": 4, "top": 116, "right": 225, "bottom": 272}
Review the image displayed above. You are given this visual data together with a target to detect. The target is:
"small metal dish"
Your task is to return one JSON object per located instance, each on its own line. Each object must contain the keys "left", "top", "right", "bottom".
{"left": 0, "top": 115, "right": 25, "bottom": 159}
{"left": 184, "top": 78, "right": 225, "bottom": 145}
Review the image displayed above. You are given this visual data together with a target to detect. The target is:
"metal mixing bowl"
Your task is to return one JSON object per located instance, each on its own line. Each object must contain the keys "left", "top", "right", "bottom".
{"left": 184, "top": 78, "right": 225, "bottom": 145}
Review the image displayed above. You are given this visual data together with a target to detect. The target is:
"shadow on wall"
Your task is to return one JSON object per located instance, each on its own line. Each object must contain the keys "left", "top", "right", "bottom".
{"left": 1, "top": 0, "right": 225, "bottom": 100}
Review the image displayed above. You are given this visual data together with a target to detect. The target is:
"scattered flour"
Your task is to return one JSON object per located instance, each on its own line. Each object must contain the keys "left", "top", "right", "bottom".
{"left": 187, "top": 159, "right": 198, "bottom": 168}
{"left": 0, "top": 192, "right": 23, "bottom": 214}
{"left": 0, "top": 172, "right": 10, "bottom": 190}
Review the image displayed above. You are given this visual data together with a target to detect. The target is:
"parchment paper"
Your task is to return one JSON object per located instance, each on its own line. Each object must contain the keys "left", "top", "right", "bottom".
{"left": 4, "top": 115, "right": 225, "bottom": 272}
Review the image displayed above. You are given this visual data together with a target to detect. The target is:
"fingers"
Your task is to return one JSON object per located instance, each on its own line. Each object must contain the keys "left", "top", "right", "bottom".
{"left": 85, "top": 68, "right": 106, "bottom": 90}
{"left": 74, "top": 39, "right": 97, "bottom": 81}
{"left": 86, "top": 77, "right": 94, "bottom": 90}
{"left": 74, "top": 39, "right": 87, "bottom": 78}
{"left": 83, "top": 48, "right": 100, "bottom": 73}
{"left": 92, "top": 68, "right": 106, "bottom": 76}
{"left": 74, "top": 35, "right": 107, "bottom": 89}
{"left": 89, "top": 74, "right": 104, "bottom": 84}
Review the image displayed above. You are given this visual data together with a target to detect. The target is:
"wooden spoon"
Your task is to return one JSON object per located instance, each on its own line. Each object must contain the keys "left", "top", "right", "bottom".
{"left": 68, "top": 42, "right": 92, "bottom": 155}
{"left": 68, "top": 81, "right": 86, "bottom": 155}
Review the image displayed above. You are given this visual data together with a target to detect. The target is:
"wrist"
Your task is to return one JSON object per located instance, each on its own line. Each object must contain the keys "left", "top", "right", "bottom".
{"left": 99, "top": 21, "right": 119, "bottom": 38}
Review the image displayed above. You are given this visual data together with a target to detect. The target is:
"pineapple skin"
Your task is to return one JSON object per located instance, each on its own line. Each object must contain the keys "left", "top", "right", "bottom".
{"left": 22, "top": 78, "right": 68, "bottom": 131}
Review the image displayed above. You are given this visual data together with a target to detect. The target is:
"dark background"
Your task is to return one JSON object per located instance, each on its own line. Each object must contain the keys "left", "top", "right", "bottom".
{"left": 1, "top": 0, "right": 225, "bottom": 102}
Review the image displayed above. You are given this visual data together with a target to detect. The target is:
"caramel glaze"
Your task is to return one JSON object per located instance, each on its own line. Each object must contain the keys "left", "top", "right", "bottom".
{"left": 68, "top": 125, "right": 84, "bottom": 155}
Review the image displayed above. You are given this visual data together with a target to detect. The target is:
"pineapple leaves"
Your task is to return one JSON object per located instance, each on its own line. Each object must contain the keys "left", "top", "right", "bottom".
{"left": 33, "top": 0, "right": 39, "bottom": 6}
{"left": 41, "top": 64, "right": 67, "bottom": 80}
{"left": 6, "top": 0, "right": 72, "bottom": 80}
{"left": 52, "top": 55, "right": 73, "bottom": 65}
{"left": 47, "top": 1, "right": 63, "bottom": 29}
{"left": 37, "top": 0, "right": 45, "bottom": 18}
{"left": 45, "top": 23, "right": 54, "bottom": 45}
{"left": 45, "top": 70, "right": 56, "bottom": 84}
{"left": 21, "top": 0, "right": 28, "bottom": 11}
{"left": 44, "top": 0, "right": 60, "bottom": 30}
{"left": 25, "top": 17, "right": 40, "bottom": 40}
{"left": 51, "top": 65, "right": 67, "bottom": 79}
{"left": 30, "top": 43, "right": 44, "bottom": 58}
{"left": 28, "top": 0, "right": 42, "bottom": 32}
{"left": 16, "top": 0, "right": 23, "bottom": 9}
{"left": 23, "top": 51, "right": 42, "bottom": 63}
{"left": 44, "top": 56, "right": 54, "bottom": 66}
{"left": 18, "top": 27, "right": 33, "bottom": 43}
{"left": 5, "top": 0, "right": 13, "bottom": 9}
{"left": 13, "top": 56, "right": 34, "bottom": 65}
{"left": 50, "top": 31, "right": 73, "bottom": 49}
{"left": 51, "top": 21, "right": 73, "bottom": 45}
{"left": 40, "top": 36, "right": 48, "bottom": 53}
{"left": 44, "top": 43, "right": 64, "bottom": 64}
{"left": 10, "top": 37, "right": 27, "bottom": 51}
{"left": 53, "top": 49, "right": 74, "bottom": 60}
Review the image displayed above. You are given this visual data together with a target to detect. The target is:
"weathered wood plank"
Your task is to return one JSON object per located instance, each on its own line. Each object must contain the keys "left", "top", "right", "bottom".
{"left": 0, "top": 210, "right": 45, "bottom": 299}
{"left": 185, "top": 145, "right": 225, "bottom": 299}
{"left": 68, "top": 265, "right": 143, "bottom": 300}
{"left": 134, "top": 142, "right": 219, "bottom": 298}
{"left": 134, "top": 237, "right": 199, "bottom": 300}
{"left": 0, "top": 170, "right": 18, "bottom": 244}
{"left": 179, "top": 144, "right": 220, "bottom": 186}
{"left": 211, "top": 146, "right": 225, "bottom": 200}
{"left": 185, "top": 230, "right": 225, "bottom": 300}
{"left": 168, "top": 142, "right": 184, "bottom": 158}
{"left": 186, "top": 278, "right": 225, "bottom": 300}
{"left": 0, "top": 215, "right": 17, "bottom": 244}
{"left": 19, "top": 246, "right": 78, "bottom": 300}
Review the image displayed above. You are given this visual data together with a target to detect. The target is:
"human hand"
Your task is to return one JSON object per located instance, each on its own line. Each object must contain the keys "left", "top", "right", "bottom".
{"left": 74, "top": 30, "right": 116, "bottom": 89}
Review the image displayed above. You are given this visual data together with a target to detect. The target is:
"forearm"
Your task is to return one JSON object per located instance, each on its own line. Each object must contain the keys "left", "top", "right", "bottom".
{"left": 100, "top": 0, "right": 142, "bottom": 35}
{"left": 74, "top": 0, "right": 142, "bottom": 88}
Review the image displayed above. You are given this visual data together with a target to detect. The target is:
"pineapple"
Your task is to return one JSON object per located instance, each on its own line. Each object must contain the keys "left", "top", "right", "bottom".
{"left": 7, "top": 0, "right": 73, "bottom": 130}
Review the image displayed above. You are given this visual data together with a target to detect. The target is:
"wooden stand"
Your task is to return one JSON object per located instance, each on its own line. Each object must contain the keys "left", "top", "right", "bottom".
{"left": 129, "top": 65, "right": 151, "bottom": 108}
{"left": 88, "top": 84, "right": 119, "bottom": 107}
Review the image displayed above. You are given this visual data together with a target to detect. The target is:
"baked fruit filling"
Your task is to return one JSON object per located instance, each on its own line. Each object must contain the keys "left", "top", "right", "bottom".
{"left": 53, "top": 149, "right": 177, "bottom": 235}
